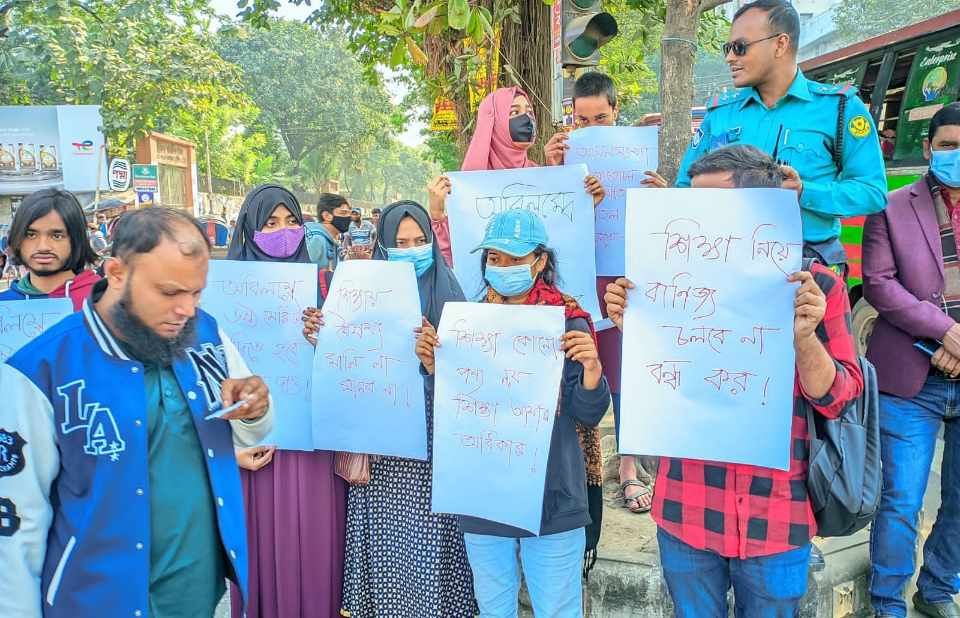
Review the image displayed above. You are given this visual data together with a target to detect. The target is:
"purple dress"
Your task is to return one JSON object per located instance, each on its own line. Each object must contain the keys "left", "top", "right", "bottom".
{"left": 230, "top": 450, "right": 347, "bottom": 618}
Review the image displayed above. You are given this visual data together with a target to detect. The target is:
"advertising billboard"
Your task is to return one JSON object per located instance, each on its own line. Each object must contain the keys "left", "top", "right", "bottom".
{"left": 0, "top": 105, "right": 109, "bottom": 196}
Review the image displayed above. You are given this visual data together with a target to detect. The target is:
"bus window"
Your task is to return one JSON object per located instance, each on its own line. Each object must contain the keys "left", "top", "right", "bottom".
{"left": 874, "top": 50, "right": 916, "bottom": 160}
{"left": 857, "top": 56, "right": 885, "bottom": 108}
{"left": 894, "top": 34, "right": 960, "bottom": 164}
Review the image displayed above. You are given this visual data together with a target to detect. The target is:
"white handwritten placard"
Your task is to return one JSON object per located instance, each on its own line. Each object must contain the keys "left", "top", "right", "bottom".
{"left": 566, "top": 126, "right": 659, "bottom": 276}
{"left": 0, "top": 298, "right": 74, "bottom": 361}
{"left": 431, "top": 302, "right": 565, "bottom": 534}
{"left": 310, "top": 260, "right": 428, "bottom": 460}
{"left": 620, "top": 188, "right": 802, "bottom": 470}
{"left": 445, "top": 165, "right": 602, "bottom": 320}
{"left": 203, "top": 260, "right": 318, "bottom": 451}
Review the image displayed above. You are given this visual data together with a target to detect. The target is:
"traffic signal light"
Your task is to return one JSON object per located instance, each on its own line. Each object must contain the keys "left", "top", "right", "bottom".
{"left": 561, "top": 0, "right": 618, "bottom": 68}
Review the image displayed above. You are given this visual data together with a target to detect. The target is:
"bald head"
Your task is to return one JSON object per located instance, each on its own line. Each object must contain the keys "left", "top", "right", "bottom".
{"left": 111, "top": 208, "right": 210, "bottom": 262}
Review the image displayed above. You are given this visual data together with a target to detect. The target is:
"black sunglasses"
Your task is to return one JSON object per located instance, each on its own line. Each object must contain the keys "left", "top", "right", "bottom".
{"left": 723, "top": 33, "right": 785, "bottom": 57}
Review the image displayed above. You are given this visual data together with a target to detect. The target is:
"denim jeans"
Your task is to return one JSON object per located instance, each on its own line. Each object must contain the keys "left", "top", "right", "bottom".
{"left": 463, "top": 528, "right": 585, "bottom": 618}
{"left": 869, "top": 375, "right": 960, "bottom": 617}
{"left": 657, "top": 528, "right": 812, "bottom": 618}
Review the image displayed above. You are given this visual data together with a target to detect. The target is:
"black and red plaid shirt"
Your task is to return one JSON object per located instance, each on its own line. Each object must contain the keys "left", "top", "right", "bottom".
{"left": 651, "top": 264, "right": 863, "bottom": 559}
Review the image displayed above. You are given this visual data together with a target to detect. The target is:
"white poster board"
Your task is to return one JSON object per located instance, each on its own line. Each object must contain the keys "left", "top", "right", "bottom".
{"left": 202, "top": 260, "right": 318, "bottom": 451}
{"left": 566, "top": 126, "right": 659, "bottom": 276}
{"left": 0, "top": 298, "right": 75, "bottom": 361}
{"left": 310, "top": 260, "right": 428, "bottom": 460}
{"left": 431, "top": 302, "right": 565, "bottom": 534}
{"left": 619, "top": 188, "right": 802, "bottom": 470}
{"left": 445, "top": 165, "right": 602, "bottom": 320}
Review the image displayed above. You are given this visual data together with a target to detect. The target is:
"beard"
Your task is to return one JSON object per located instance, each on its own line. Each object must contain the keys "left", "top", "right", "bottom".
{"left": 109, "top": 284, "right": 198, "bottom": 366}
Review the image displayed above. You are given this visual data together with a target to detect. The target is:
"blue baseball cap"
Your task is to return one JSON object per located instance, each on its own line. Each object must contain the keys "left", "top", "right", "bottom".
{"left": 472, "top": 209, "right": 549, "bottom": 257}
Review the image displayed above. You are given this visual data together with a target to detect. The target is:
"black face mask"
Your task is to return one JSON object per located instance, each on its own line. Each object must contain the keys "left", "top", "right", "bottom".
{"left": 509, "top": 114, "right": 536, "bottom": 143}
{"left": 330, "top": 215, "right": 352, "bottom": 233}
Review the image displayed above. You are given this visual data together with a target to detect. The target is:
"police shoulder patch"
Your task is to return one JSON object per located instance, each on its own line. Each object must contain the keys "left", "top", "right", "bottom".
{"left": 0, "top": 429, "right": 26, "bottom": 478}
{"left": 848, "top": 115, "right": 872, "bottom": 139}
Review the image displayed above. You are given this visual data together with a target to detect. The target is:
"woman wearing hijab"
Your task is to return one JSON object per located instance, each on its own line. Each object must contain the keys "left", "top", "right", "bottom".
{"left": 416, "top": 208, "right": 610, "bottom": 617}
{"left": 426, "top": 85, "right": 605, "bottom": 266}
{"left": 226, "top": 185, "right": 347, "bottom": 618}
{"left": 303, "top": 201, "right": 476, "bottom": 618}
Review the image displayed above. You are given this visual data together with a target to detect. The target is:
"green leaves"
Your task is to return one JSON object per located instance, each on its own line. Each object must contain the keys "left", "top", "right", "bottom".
{"left": 447, "top": 0, "right": 469, "bottom": 30}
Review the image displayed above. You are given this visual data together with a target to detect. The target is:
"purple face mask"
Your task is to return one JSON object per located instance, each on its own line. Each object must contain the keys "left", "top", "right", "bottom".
{"left": 253, "top": 226, "right": 305, "bottom": 258}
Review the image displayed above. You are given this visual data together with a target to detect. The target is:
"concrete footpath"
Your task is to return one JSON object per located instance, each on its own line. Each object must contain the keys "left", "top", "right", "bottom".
{"left": 217, "top": 408, "right": 946, "bottom": 618}
{"left": 577, "top": 410, "right": 945, "bottom": 617}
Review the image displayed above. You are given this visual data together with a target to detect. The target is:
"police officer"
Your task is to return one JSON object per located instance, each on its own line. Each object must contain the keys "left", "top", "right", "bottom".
{"left": 677, "top": 0, "right": 887, "bottom": 274}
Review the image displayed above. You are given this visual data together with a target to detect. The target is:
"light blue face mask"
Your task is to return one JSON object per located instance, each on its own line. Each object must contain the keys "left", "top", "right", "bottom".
{"left": 386, "top": 243, "right": 434, "bottom": 277}
{"left": 932, "top": 149, "right": 960, "bottom": 188}
{"left": 485, "top": 263, "right": 535, "bottom": 297}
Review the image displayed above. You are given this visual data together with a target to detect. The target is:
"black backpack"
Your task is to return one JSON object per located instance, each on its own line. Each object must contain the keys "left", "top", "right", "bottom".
{"left": 805, "top": 353, "right": 882, "bottom": 537}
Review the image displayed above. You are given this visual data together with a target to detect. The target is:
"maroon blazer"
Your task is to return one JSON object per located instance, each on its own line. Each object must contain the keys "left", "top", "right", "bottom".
{"left": 863, "top": 177, "right": 955, "bottom": 398}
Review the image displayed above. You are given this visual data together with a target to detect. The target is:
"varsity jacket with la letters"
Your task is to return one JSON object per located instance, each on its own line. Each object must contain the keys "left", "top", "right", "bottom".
{"left": 0, "top": 299, "right": 273, "bottom": 617}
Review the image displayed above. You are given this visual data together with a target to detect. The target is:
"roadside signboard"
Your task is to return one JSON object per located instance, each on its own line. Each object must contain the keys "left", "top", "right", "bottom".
{"left": 108, "top": 158, "right": 130, "bottom": 191}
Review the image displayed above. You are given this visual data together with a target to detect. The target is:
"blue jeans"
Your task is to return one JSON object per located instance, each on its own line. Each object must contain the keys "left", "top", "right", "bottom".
{"left": 463, "top": 528, "right": 585, "bottom": 618}
{"left": 657, "top": 528, "right": 812, "bottom": 618}
{"left": 869, "top": 376, "right": 960, "bottom": 617}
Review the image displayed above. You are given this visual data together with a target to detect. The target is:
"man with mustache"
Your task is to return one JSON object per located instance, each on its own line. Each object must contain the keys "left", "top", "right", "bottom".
{"left": 0, "top": 207, "right": 273, "bottom": 617}
{"left": 0, "top": 188, "right": 101, "bottom": 309}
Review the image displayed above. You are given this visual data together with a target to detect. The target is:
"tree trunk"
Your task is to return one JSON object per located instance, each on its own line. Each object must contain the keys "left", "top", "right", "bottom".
{"left": 499, "top": 0, "right": 552, "bottom": 161}
{"left": 659, "top": 0, "right": 731, "bottom": 184}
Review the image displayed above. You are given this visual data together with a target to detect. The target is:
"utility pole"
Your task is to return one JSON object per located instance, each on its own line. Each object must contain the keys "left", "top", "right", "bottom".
{"left": 204, "top": 129, "right": 214, "bottom": 217}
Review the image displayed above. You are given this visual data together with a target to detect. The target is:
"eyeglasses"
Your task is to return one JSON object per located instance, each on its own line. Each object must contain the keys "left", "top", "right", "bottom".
{"left": 722, "top": 33, "right": 785, "bottom": 57}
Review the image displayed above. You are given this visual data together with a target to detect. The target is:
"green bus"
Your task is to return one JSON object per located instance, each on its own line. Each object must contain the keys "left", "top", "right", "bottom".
{"left": 800, "top": 10, "right": 960, "bottom": 350}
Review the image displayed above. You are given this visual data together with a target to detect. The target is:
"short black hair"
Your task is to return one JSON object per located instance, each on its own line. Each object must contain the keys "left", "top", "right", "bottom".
{"left": 687, "top": 144, "right": 785, "bottom": 188}
{"left": 111, "top": 208, "right": 209, "bottom": 261}
{"left": 733, "top": 0, "right": 800, "bottom": 54}
{"left": 317, "top": 193, "right": 348, "bottom": 220}
{"left": 573, "top": 72, "right": 617, "bottom": 108}
{"left": 8, "top": 188, "right": 98, "bottom": 273}
{"left": 929, "top": 102, "right": 960, "bottom": 143}
{"left": 372, "top": 208, "right": 382, "bottom": 215}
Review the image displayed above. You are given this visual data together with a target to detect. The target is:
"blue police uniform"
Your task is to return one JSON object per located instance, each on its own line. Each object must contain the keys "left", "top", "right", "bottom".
{"left": 677, "top": 70, "right": 887, "bottom": 258}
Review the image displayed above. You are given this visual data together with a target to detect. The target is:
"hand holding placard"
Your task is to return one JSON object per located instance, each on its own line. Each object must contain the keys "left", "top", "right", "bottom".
{"left": 431, "top": 302, "right": 565, "bottom": 534}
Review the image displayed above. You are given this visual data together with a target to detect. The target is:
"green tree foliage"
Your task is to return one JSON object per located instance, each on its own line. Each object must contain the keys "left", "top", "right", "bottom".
{"left": 834, "top": 0, "right": 960, "bottom": 46}
{"left": 215, "top": 20, "right": 398, "bottom": 191}
{"left": 0, "top": 0, "right": 245, "bottom": 154}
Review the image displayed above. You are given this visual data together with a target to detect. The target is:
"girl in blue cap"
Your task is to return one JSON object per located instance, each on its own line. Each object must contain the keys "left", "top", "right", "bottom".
{"left": 416, "top": 208, "right": 611, "bottom": 617}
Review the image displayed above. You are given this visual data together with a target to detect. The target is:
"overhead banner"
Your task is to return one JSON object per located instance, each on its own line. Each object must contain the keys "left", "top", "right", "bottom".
{"left": 619, "top": 188, "right": 802, "bottom": 470}
{"left": 202, "top": 260, "right": 318, "bottom": 451}
{"left": 566, "top": 126, "right": 659, "bottom": 275}
{"left": 0, "top": 298, "right": 75, "bottom": 362}
{"left": 310, "top": 260, "right": 428, "bottom": 460}
{"left": 431, "top": 302, "right": 565, "bottom": 534}
{"left": 0, "top": 105, "right": 109, "bottom": 196}
{"left": 445, "top": 164, "right": 602, "bottom": 320}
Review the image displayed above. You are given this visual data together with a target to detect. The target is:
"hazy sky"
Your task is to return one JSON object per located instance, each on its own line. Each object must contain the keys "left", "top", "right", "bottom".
{"left": 208, "top": 0, "right": 426, "bottom": 147}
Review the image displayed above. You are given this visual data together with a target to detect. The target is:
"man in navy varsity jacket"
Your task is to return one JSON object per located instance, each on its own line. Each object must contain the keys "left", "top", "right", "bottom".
{"left": 0, "top": 208, "right": 273, "bottom": 617}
